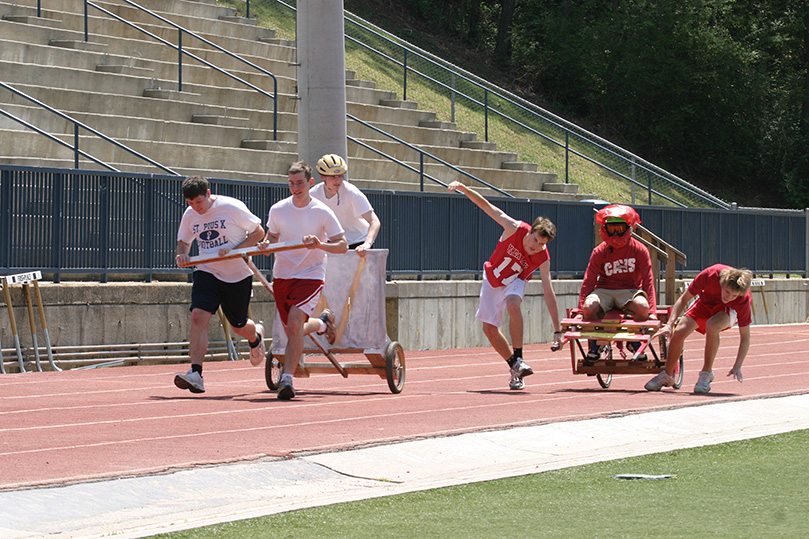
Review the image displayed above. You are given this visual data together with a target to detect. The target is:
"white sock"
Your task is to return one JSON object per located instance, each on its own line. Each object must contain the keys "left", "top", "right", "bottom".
{"left": 317, "top": 319, "right": 327, "bottom": 333}
{"left": 281, "top": 373, "right": 293, "bottom": 383}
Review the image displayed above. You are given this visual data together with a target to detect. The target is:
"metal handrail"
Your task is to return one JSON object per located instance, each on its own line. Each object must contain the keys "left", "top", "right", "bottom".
{"left": 347, "top": 114, "right": 513, "bottom": 197}
{"left": 82, "top": 0, "right": 278, "bottom": 139}
{"left": 0, "top": 82, "right": 179, "bottom": 175}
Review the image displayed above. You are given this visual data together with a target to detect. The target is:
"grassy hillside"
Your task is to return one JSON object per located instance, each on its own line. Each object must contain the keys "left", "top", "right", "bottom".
{"left": 216, "top": 0, "right": 716, "bottom": 207}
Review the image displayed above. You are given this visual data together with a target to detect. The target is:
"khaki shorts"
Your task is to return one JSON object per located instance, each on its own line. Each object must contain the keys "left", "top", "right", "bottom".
{"left": 584, "top": 288, "right": 647, "bottom": 313}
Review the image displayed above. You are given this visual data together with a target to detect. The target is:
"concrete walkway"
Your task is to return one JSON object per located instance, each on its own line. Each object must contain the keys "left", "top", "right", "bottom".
{"left": 2, "top": 393, "right": 808, "bottom": 538}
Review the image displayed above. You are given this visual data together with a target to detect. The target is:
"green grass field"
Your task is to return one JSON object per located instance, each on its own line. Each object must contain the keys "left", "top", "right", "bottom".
{"left": 152, "top": 428, "right": 809, "bottom": 538}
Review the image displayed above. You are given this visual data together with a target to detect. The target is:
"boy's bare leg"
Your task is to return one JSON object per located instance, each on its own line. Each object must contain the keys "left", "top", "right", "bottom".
{"left": 283, "top": 306, "right": 308, "bottom": 376}
{"left": 624, "top": 295, "right": 651, "bottom": 321}
{"left": 701, "top": 312, "right": 730, "bottom": 372}
{"left": 482, "top": 322, "right": 512, "bottom": 361}
{"left": 581, "top": 297, "right": 603, "bottom": 320}
{"left": 664, "top": 316, "right": 698, "bottom": 376}
{"left": 189, "top": 308, "right": 214, "bottom": 367}
{"left": 282, "top": 307, "right": 323, "bottom": 376}
{"left": 505, "top": 295, "right": 524, "bottom": 350}
{"left": 229, "top": 318, "right": 260, "bottom": 343}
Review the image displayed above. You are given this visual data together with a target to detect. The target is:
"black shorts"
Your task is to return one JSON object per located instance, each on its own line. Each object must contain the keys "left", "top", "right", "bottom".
{"left": 190, "top": 270, "right": 252, "bottom": 329}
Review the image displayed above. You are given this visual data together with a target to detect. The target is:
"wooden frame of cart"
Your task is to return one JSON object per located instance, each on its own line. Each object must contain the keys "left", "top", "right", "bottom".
{"left": 556, "top": 307, "right": 683, "bottom": 389}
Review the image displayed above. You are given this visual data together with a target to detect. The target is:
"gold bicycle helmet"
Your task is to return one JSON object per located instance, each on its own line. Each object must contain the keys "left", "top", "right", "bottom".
{"left": 316, "top": 154, "right": 348, "bottom": 176}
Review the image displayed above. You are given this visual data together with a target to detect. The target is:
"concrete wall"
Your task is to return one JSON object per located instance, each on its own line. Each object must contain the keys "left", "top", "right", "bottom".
{"left": 2, "top": 279, "right": 807, "bottom": 359}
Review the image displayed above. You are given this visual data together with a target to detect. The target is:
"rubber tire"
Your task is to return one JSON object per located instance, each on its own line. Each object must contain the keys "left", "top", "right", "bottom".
{"left": 264, "top": 348, "right": 282, "bottom": 391}
{"left": 597, "top": 373, "right": 612, "bottom": 389}
{"left": 385, "top": 341, "right": 405, "bottom": 394}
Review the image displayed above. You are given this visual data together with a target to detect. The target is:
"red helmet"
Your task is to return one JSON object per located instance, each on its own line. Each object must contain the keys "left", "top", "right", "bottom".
{"left": 596, "top": 205, "right": 640, "bottom": 248}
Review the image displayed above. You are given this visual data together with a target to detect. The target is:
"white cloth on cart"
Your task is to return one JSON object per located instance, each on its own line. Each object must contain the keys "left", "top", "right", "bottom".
{"left": 271, "top": 249, "right": 388, "bottom": 354}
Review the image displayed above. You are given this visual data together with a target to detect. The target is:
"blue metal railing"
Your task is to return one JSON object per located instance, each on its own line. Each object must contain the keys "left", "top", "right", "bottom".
{"left": 81, "top": 0, "right": 279, "bottom": 139}
{"left": 2, "top": 166, "right": 805, "bottom": 282}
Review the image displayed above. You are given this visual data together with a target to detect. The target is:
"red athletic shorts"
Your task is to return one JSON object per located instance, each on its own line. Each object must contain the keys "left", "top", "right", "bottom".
{"left": 272, "top": 278, "right": 324, "bottom": 326}
{"left": 684, "top": 299, "right": 736, "bottom": 335}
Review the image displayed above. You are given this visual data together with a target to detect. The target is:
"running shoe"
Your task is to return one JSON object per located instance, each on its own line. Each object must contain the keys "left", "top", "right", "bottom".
{"left": 694, "top": 370, "right": 714, "bottom": 394}
{"left": 644, "top": 371, "right": 675, "bottom": 391}
{"left": 509, "top": 356, "right": 534, "bottom": 379}
{"left": 249, "top": 323, "right": 266, "bottom": 366}
{"left": 174, "top": 369, "right": 205, "bottom": 393}
{"left": 277, "top": 378, "right": 296, "bottom": 400}
{"left": 317, "top": 309, "right": 337, "bottom": 344}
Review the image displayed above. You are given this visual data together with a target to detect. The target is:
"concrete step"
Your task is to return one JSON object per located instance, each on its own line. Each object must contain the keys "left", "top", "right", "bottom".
{"left": 501, "top": 161, "right": 538, "bottom": 172}
{"left": 378, "top": 99, "right": 419, "bottom": 110}
{"left": 2, "top": 14, "right": 63, "bottom": 29}
{"left": 348, "top": 138, "right": 521, "bottom": 171}
{"left": 347, "top": 117, "right": 477, "bottom": 148}
{"left": 460, "top": 140, "right": 498, "bottom": 151}
{"left": 4, "top": 83, "right": 297, "bottom": 132}
{"left": 0, "top": 103, "right": 296, "bottom": 149}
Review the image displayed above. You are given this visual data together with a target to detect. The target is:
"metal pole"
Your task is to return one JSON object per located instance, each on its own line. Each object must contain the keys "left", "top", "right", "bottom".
{"left": 564, "top": 131, "right": 569, "bottom": 184}
{"left": 74, "top": 125, "right": 79, "bottom": 168}
{"left": 217, "top": 307, "right": 239, "bottom": 361}
{"left": 2, "top": 278, "right": 25, "bottom": 373}
{"left": 450, "top": 73, "right": 456, "bottom": 123}
{"left": 402, "top": 48, "right": 408, "bottom": 101}
{"left": 246, "top": 0, "right": 250, "bottom": 19}
{"left": 33, "top": 280, "right": 60, "bottom": 371}
{"left": 484, "top": 90, "right": 489, "bottom": 142}
{"left": 84, "top": 0, "right": 88, "bottom": 42}
{"left": 419, "top": 153, "right": 424, "bottom": 192}
{"left": 178, "top": 30, "right": 183, "bottom": 92}
{"left": 23, "top": 283, "right": 42, "bottom": 372}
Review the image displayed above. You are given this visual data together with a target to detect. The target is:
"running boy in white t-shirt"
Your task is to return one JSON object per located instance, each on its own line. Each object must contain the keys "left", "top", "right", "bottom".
{"left": 259, "top": 161, "right": 348, "bottom": 400}
{"left": 174, "top": 176, "right": 267, "bottom": 393}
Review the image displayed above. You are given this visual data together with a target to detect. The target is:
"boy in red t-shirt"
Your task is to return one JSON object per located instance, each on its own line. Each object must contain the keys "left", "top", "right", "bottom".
{"left": 448, "top": 182, "right": 562, "bottom": 390}
{"left": 645, "top": 264, "right": 753, "bottom": 393}
{"left": 578, "top": 204, "right": 657, "bottom": 359}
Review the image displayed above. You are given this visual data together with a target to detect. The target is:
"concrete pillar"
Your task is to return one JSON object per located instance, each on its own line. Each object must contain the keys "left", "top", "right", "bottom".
{"left": 296, "top": 0, "right": 348, "bottom": 169}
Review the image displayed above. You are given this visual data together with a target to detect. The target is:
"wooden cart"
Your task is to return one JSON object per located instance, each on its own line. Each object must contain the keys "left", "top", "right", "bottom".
{"left": 264, "top": 249, "right": 405, "bottom": 394}
{"left": 556, "top": 307, "right": 683, "bottom": 389}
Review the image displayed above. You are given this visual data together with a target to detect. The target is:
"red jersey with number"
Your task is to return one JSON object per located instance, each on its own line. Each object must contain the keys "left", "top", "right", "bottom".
{"left": 483, "top": 221, "right": 549, "bottom": 287}
{"left": 687, "top": 264, "right": 753, "bottom": 327}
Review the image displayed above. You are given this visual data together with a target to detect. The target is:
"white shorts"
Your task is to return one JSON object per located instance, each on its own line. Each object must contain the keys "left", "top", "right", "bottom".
{"left": 476, "top": 273, "right": 526, "bottom": 327}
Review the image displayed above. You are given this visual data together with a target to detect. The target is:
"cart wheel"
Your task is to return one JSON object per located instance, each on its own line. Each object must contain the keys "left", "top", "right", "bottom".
{"left": 672, "top": 353, "right": 684, "bottom": 389}
{"left": 385, "top": 341, "right": 405, "bottom": 394}
{"left": 264, "top": 348, "right": 282, "bottom": 391}
{"left": 597, "top": 373, "right": 612, "bottom": 389}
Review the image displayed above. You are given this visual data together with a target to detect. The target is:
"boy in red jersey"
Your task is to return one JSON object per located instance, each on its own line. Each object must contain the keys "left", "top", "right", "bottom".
{"left": 645, "top": 264, "right": 753, "bottom": 393}
{"left": 578, "top": 204, "right": 657, "bottom": 359}
{"left": 448, "top": 181, "right": 562, "bottom": 390}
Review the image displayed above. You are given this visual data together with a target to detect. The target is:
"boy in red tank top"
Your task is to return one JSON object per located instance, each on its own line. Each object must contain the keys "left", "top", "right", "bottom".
{"left": 448, "top": 182, "right": 562, "bottom": 390}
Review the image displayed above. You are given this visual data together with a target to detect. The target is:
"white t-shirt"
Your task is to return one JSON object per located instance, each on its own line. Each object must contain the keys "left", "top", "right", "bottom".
{"left": 310, "top": 180, "right": 373, "bottom": 245}
{"left": 267, "top": 196, "right": 344, "bottom": 280}
{"left": 177, "top": 195, "right": 262, "bottom": 282}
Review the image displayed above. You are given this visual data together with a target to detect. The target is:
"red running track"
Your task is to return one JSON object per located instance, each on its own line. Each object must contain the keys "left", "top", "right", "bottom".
{"left": 1, "top": 324, "right": 807, "bottom": 490}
